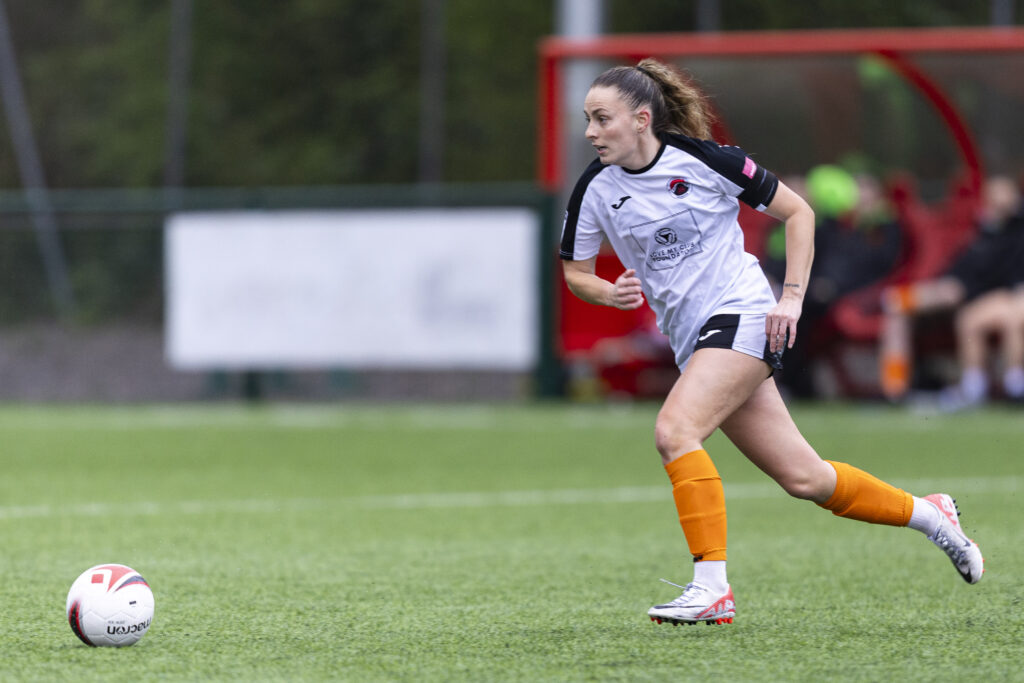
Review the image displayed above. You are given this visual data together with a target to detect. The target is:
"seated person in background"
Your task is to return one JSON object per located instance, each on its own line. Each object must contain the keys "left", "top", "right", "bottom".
{"left": 761, "top": 166, "right": 901, "bottom": 397}
{"left": 1013, "top": 281, "right": 1024, "bottom": 390}
{"left": 879, "top": 175, "right": 1024, "bottom": 402}
{"left": 938, "top": 206, "right": 1024, "bottom": 409}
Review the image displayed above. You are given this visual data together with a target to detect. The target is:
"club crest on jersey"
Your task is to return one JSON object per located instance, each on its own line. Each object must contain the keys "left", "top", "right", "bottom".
{"left": 655, "top": 227, "right": 677, "bottom": 245}
{"left": 667, "top": 177, "right": 689, "bottom": 197}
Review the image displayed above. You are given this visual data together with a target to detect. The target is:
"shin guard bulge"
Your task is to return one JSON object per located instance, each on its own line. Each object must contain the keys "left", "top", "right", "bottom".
{"left": 817, "top": 460, "right": 913, "bottom": 526}
{"left": 665, "top": 449, "right": 727, "bottom": 562}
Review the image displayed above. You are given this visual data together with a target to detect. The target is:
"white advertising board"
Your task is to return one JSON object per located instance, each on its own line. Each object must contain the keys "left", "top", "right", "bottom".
{"left": 165, "top": 208, "right": 539, "bottom": 370}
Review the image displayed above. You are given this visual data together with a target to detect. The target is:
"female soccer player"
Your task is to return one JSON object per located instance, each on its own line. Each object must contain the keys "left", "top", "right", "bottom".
{"left": 559, "top": 59, "right": 984, "bottom": 626}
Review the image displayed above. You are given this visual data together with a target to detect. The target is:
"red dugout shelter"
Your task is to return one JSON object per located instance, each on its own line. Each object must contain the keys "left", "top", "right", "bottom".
{"left": 539, "top": 27, "right": 1024, "bottom": 397}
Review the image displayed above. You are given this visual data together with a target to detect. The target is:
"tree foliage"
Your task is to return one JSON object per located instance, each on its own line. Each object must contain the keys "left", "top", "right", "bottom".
{"left": 0, "top": 0, "right": 1016, "bottom": 323}
{"left": 0, "top": 0, "right": 1015, "bottom": 189}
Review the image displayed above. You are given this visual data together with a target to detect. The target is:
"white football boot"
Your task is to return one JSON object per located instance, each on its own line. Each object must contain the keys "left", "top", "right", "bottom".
{"left": 923, "top": 493, "right": 984, "bottom": 584}
{"left": 648, "top": 581, "right": 735, "bottom": 626}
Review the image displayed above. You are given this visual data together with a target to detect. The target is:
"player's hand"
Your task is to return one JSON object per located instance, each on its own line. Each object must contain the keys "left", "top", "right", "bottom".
{"left": 610, "top": 268, "right": 644, "bottom": 310}
{"left": 766, "top": 297, "right": 801, "bottom": 353}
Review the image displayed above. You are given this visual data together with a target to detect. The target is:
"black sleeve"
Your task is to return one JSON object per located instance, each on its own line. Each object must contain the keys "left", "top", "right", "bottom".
{"left": 665, "top": 134, "right": 779, "bottom": 210}
{"left": 711, "top": 143, "right": 779, "bottom": 210}
{"left": 559, "top": 159, "right": 606, "bottom": 260}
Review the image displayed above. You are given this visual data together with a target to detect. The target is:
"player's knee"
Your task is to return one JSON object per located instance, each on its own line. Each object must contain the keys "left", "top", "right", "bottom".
{"left": 777, "top": 466, "right": 832, "bottom": 501}
{"left": 779, "top": 475, "right": 819, "bottom": 500}
{"left": 954, "top": 310, "right": 977, "bottom": 335}
{"left": 653, "top": 411, "right": 699, "bottom": 464}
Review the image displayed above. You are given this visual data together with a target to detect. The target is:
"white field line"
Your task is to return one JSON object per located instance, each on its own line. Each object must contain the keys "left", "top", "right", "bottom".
{"left": 0, "top": 405, "right": 651, "bottom": 431}
{"left": 1, "top": 475, "right": 1018, "bottom": 521}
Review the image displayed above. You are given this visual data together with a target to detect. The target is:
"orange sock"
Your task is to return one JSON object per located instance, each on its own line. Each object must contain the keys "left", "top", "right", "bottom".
{"left": 817, "top": 460, "right": 913, "bottom": 526}
{"left": 664, "top": 449, "right": 727, "bottom": 562}
{"left": 884, "top": 284, "right": 917, "bottom": 314}
{"left": 895, "top": 284, "right": 917, "bottom": 313}
{"left": 880, "top": 352, "right": 910, "bottom": 400}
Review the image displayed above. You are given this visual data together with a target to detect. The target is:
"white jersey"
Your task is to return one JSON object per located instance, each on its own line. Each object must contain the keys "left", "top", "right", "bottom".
{"left": 560, "top": 133, "right": 780, "bottom": 368}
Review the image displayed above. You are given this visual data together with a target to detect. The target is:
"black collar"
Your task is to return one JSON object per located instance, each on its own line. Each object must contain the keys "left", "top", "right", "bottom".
{"left": 622, "top": 139, "right": 666, "bottom": 175}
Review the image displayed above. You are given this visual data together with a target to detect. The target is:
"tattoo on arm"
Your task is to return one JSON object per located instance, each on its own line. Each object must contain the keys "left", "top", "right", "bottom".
{"left": 783, "top": 283, "right": 801, "bottom": 289}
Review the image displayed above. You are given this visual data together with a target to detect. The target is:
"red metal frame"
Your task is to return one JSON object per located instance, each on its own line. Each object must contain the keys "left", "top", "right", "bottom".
{"left": 537, "top": 26, "right": 1024, "bottom": 192}
{"left": 874, "top": 49, "right": 984, "bottom": 195}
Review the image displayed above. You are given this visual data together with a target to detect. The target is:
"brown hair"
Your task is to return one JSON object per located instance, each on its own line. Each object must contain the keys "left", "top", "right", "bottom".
{"left": 591, "top": 58, "right": 713, "bottom": 139}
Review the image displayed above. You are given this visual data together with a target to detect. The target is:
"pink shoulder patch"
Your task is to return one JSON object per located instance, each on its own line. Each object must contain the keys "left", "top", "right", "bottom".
{"left": 742, "top": 156, "right": 757, "bottom": 178}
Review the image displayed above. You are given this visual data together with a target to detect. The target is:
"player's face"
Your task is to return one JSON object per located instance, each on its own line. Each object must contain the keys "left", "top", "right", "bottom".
{"left": 584, "top": 86, "right": 646, "bottom": 169}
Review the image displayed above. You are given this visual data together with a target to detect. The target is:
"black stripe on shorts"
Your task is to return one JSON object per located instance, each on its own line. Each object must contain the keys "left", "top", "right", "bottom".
{"left": 694, "top": 313, "right": 784, "bottom": 371}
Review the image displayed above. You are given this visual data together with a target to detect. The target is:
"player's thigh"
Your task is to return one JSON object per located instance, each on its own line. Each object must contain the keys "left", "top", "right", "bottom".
{"left": 914, "top": 277, "right": 966, "bottom": 311}
{"left": 719, "top": 377, "right": 835, "bottom": 501}
{"left": 655, "top": 348, "right": 770, "bottom": 457}
{"left": 957, "top": 289, "right": 1012, "bottom": 333}
{"left": 1012, "top": 287, "right": 1024, "bottom": 325}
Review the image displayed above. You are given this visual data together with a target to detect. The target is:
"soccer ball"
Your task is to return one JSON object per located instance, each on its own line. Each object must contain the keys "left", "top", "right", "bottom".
{"left": 65, "top": 564, "right": 155, "bottom": 647}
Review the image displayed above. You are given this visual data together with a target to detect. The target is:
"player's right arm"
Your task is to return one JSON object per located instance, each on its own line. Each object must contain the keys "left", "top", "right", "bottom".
{"left": 562, "top": 257, "right": 645, "bottom": 310}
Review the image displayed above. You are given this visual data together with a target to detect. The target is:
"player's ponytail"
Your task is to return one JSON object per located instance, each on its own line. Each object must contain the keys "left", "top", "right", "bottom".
{"left": 591, "top": 58, "right": 713, "bottom": 140}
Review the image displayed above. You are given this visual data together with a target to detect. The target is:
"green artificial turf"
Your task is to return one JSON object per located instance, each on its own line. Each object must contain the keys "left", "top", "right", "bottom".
{"left": 1, "top": 402, "right": 1021, "bottom": 681}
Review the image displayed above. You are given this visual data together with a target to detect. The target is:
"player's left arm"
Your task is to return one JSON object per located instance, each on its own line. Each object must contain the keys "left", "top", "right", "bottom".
{"left": 763, "top": 180, "right": 815, "bottom": 353}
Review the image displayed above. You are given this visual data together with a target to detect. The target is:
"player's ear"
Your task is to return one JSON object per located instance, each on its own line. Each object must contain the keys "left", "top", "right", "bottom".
{"left": 635, "top": 108, "right": 651, "bottom": 134}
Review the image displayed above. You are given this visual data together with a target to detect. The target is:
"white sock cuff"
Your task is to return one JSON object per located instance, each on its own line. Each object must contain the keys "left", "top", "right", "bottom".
{"left": 693, "top": 560, "right": 728, "bottom": 594}
{"left": 960, "top": 368, "right": 988, "bottom": 403}
{"left": 1003, "top": 366, "right": 1024, "bottom": 398}
{"left": 907, "top": 496, "right": 941, "bottom": 536}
